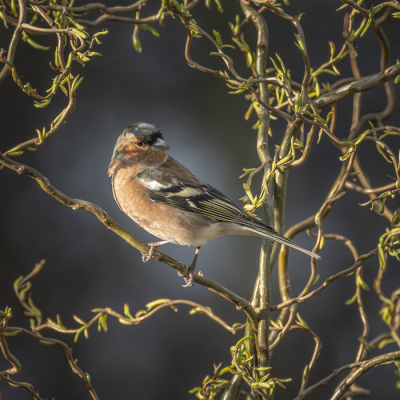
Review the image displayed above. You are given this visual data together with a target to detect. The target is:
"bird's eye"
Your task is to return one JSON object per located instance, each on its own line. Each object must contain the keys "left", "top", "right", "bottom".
{"left": 136, "top": 140, "right": 144, "bottom": 147}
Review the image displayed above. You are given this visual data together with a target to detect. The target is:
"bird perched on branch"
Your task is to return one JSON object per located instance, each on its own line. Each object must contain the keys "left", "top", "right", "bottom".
{"left": 108, "top": 122, "right": 320, "bottom": 286}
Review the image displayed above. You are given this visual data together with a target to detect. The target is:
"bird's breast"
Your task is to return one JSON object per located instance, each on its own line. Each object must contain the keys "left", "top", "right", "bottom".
{"left": 112, "top": 168, "right": 222, "bottom": 247}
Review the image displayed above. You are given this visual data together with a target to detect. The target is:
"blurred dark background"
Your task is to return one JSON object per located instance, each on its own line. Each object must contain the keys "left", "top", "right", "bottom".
{"left": 1, "top": 1, "right": 400, "bottom": 399}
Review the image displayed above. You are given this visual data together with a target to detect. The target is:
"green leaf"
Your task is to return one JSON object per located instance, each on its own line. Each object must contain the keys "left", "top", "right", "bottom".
{"left": 337, "top": 50, "right": 349, "bottom": 61}
{"left": 219, "top": 366, "right": 242, "bottom": 376}
{"left": 188, "top": 387, "right": 202, "bottom": 394}
{"left": 379, "top": 295, "right": 395, "bottom": 309}
{"left": 98, "top": 314, "right": 108, "bottom": 332}
{"left": 139, "top": 24, "right": 160, "bottom": 37}
{"left": 124, "top": 304, "right": 134, "bottom": 319}
{"left": 4, "top": 331, "right": 18, "bottom": 336}
{"left": 336, "top": 3, "right": 348, "bottom": 11}
{"left": 275, "top": 53, "right": 286, "bottom": 73}
{"left": 39, "top": 340, "right": 54, "bottom": 345}
{"left": 146, "top": 299, "right": 168, "bottom": 310}
{"left": 22, "top": 33, "right": 51, "bottom": 51}
{"left": 93, "top": 29, "right": 109, "bottom": 38}
{"left": 235, "top": 336, "right": 253, "bottom": 347}
{"left": 213, "top": 30, "right": 223, "bottom": 47}
{"left": 341, "top": 141, "right": 355, "bottom": 148}
{"left": 378, "top": 244, "right": 385, "bottom": 269}
{"left": 71, "top": 27, "right": 89, "bottom": 39}
{"left": 74, "top": 325, "right": 86, "bottom": 342}
{"left": 213, "top": 0, "right": 223, "bottom": 12}
{"left": 356, "top": 275, "right": 370, "bottom": 290}
{"left": 210, "top": 52, "right": 232, "bottom": 63}
{"left": 132, "top": 26, "right": 142, "bottom": 53}
{"left": 47, "top": 317, "right": 62, "bottom": 330}
{"left": 296, "top": 313, "right": 308, "bottom": 328}
{"left": 379, "top": 197, "right": 387, "bottom": 214}
{"left": 359, "top": 337, "right": 375, "bottom": 349}
{"left": 307, "top": 113, "right": 326, "bottom": 124}
{"left": 71, "top": 54, "right": 86, "bottom": 65}
{"left": 228, "top": 88, "right": 247, "bottom": 94}
{"left": 66, "top": 16, "right": 86, "bottom": 30}
{"left": 34, "top": 99, "right": 52, "bottom": 109}
{"left": 378, "top": 338, "right": 395, "bottom": 349}
{"left": 345, "top": 292, "right": 358, "bottom": 305}
{"left": 376, "top": 144, "right": 392, "bottom": 163}
{"left": 312, "top": 69, "right": 339, "bottom": 77}
{"left": 339, "top": 152, "right": 351, "bottom": 161}
{"left": 269, "top": 57, "right": 282, "bottom": 76}
{"left": 368, "top": 121, "right": 377, "bottom": 137}
{"left": 361, "top": 16, "right": 372, "bottom": 37}
{"left": 329, "top": 41, "right": 335, "bottom": 60}
{"left": 13, "top": 275, "right": 24, "bottom": 289}
{"left": 11, "top": 0, "right": 18, "bottom": 18}
{"left": 135, "top": 310, "right": 147, "bottom": 318}
{"left": 392, "top": 211, "right": 399, "bottom": 226}
{"left": 28, "top": 297, "right": 41, "bottom": 316}
{"left": 71, "top": 76, "right": 84, "bottom": 92}
{"left": 294, "top": 33, "right": 306, "bottom": 52}
{"left": 354, "top": 129, "right": 370, "bottom": 145}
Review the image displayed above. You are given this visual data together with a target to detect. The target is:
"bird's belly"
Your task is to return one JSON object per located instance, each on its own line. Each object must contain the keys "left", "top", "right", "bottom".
{"left": 113, "top": 173, "right": 222, "bottom": 247}
{"left": 127, "top": 209, "right": 220, "bottom": 247}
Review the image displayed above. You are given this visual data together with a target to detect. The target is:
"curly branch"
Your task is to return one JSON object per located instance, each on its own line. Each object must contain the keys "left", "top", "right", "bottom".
{"left": 0, "top": 153, "right": 259, "bottom": 331}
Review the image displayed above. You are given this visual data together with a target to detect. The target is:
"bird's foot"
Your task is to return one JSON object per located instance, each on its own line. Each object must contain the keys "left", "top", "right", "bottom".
{"left": 142, "top": 240, "right": 172, "bottom": 263}
{"left": 181, "top": 246, "right": 200, "bottom": 287}
{"left": 142, "top": 253, "right": 152, "bottom": 263}
{"left": 182, "top": 263, "right": 195, "bottom": 288}
{"left": 142, "top": 244, "right": 157, "bottom": 263}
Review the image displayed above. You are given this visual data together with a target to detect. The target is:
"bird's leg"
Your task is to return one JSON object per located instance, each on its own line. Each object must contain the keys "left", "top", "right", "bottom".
{"left": 182, "top": 246, "right": 201, "bottom": 287}
{"left": 142, "top": 240, "right": 171, "bottom": 263}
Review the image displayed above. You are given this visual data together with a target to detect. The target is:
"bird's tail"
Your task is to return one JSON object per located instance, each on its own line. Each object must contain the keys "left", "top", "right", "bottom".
{"left": 239, "top": 220, "right": 321, "bottom": 260}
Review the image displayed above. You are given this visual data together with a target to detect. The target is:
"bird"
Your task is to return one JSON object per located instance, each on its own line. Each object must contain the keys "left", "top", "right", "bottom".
{"left": 108, "top": 122, "right": 320, "bottom": 286}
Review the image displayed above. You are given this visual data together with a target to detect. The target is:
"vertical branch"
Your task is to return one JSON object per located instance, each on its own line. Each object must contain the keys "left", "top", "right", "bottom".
{"left": 240, "top": 1, "right": 273, "bottom": 380}
{"left": 267, "top": 121, "right": 301, "bottom": 347}
{"left": 0, "top": 0, "right": 26, "bottom": 84}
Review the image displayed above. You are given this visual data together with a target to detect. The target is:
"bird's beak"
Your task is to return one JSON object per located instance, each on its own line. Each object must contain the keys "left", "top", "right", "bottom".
{"left": 152, "top": 138, "right": 170, "bottom": 151}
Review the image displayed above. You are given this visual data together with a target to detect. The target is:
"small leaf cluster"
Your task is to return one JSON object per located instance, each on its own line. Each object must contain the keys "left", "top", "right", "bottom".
{"left": 222, "top": 337, "right": 290, "bottom": 397}
{"left": 189, "top": 363, "right": 230, "bottom": 400}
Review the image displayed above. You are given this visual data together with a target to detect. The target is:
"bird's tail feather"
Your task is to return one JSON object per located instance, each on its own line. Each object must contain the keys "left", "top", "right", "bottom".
{"left": 240, "top": 221, "right": 321, "bottom": 260}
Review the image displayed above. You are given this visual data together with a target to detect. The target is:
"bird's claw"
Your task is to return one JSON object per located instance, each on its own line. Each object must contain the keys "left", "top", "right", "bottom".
{"left": 142, "top": 244, "right": 159, "bottom": 263}
{"left": 142, "top": 253, "right": 152, "bottom": 263}
{"left": 181, "top": 264, "right": 195, "bottom": 287}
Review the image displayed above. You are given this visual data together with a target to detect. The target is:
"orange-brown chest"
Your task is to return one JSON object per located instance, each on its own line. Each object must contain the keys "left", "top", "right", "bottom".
{"left": 112, "top": 166, "right": 183, "bottom": 242}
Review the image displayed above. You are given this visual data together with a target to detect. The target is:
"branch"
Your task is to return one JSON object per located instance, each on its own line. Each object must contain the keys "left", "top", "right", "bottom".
{"left": 316, "top": 63, "right": 400, "bottom": 110}
{"left": 330, "top": 350, "right": 400, "bottom": 400}
{"left": 240, "top": 0, "right": 272, "bottom": 379}
{"left": 0, "top": 153, "right": 259, "bottom": 331}
{"left": 4, "top": 326, "right": 99, "bottom": 399}
{"left": 0, "top": 0, "right": 26, "bottom": 84}
{"left": 345, "top": 181, "right": 397, "bottom": 194}
{"left": 271, "top": 249, "right": 378, "bottom": 311}
{"left": 294, "top": 361, "right": 363, "bottom": 400}
{"left": 37, "top": 300, "right": 246, "bottom": 336}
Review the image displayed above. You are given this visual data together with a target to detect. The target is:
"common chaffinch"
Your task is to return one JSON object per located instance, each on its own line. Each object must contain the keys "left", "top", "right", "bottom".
{"left": 109, "top": 122, "right": 320, "bottom": 286}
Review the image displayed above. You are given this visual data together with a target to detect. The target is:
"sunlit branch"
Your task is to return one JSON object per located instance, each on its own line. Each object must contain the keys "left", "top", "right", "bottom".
{"left": 0, "top": 153, "right": 259, "bottom": 331}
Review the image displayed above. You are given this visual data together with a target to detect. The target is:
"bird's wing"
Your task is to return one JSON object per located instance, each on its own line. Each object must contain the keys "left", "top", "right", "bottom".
{"left": 137, "top": 157, "right": 249, "bottom": 222}
{"left": 139, "top": 157, "right": 320, "bottom": 259}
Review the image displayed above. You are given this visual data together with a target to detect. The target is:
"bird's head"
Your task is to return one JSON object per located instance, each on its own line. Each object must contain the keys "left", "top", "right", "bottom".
{"left": 110, "top": 122, "right": 170, "bottom": 168}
